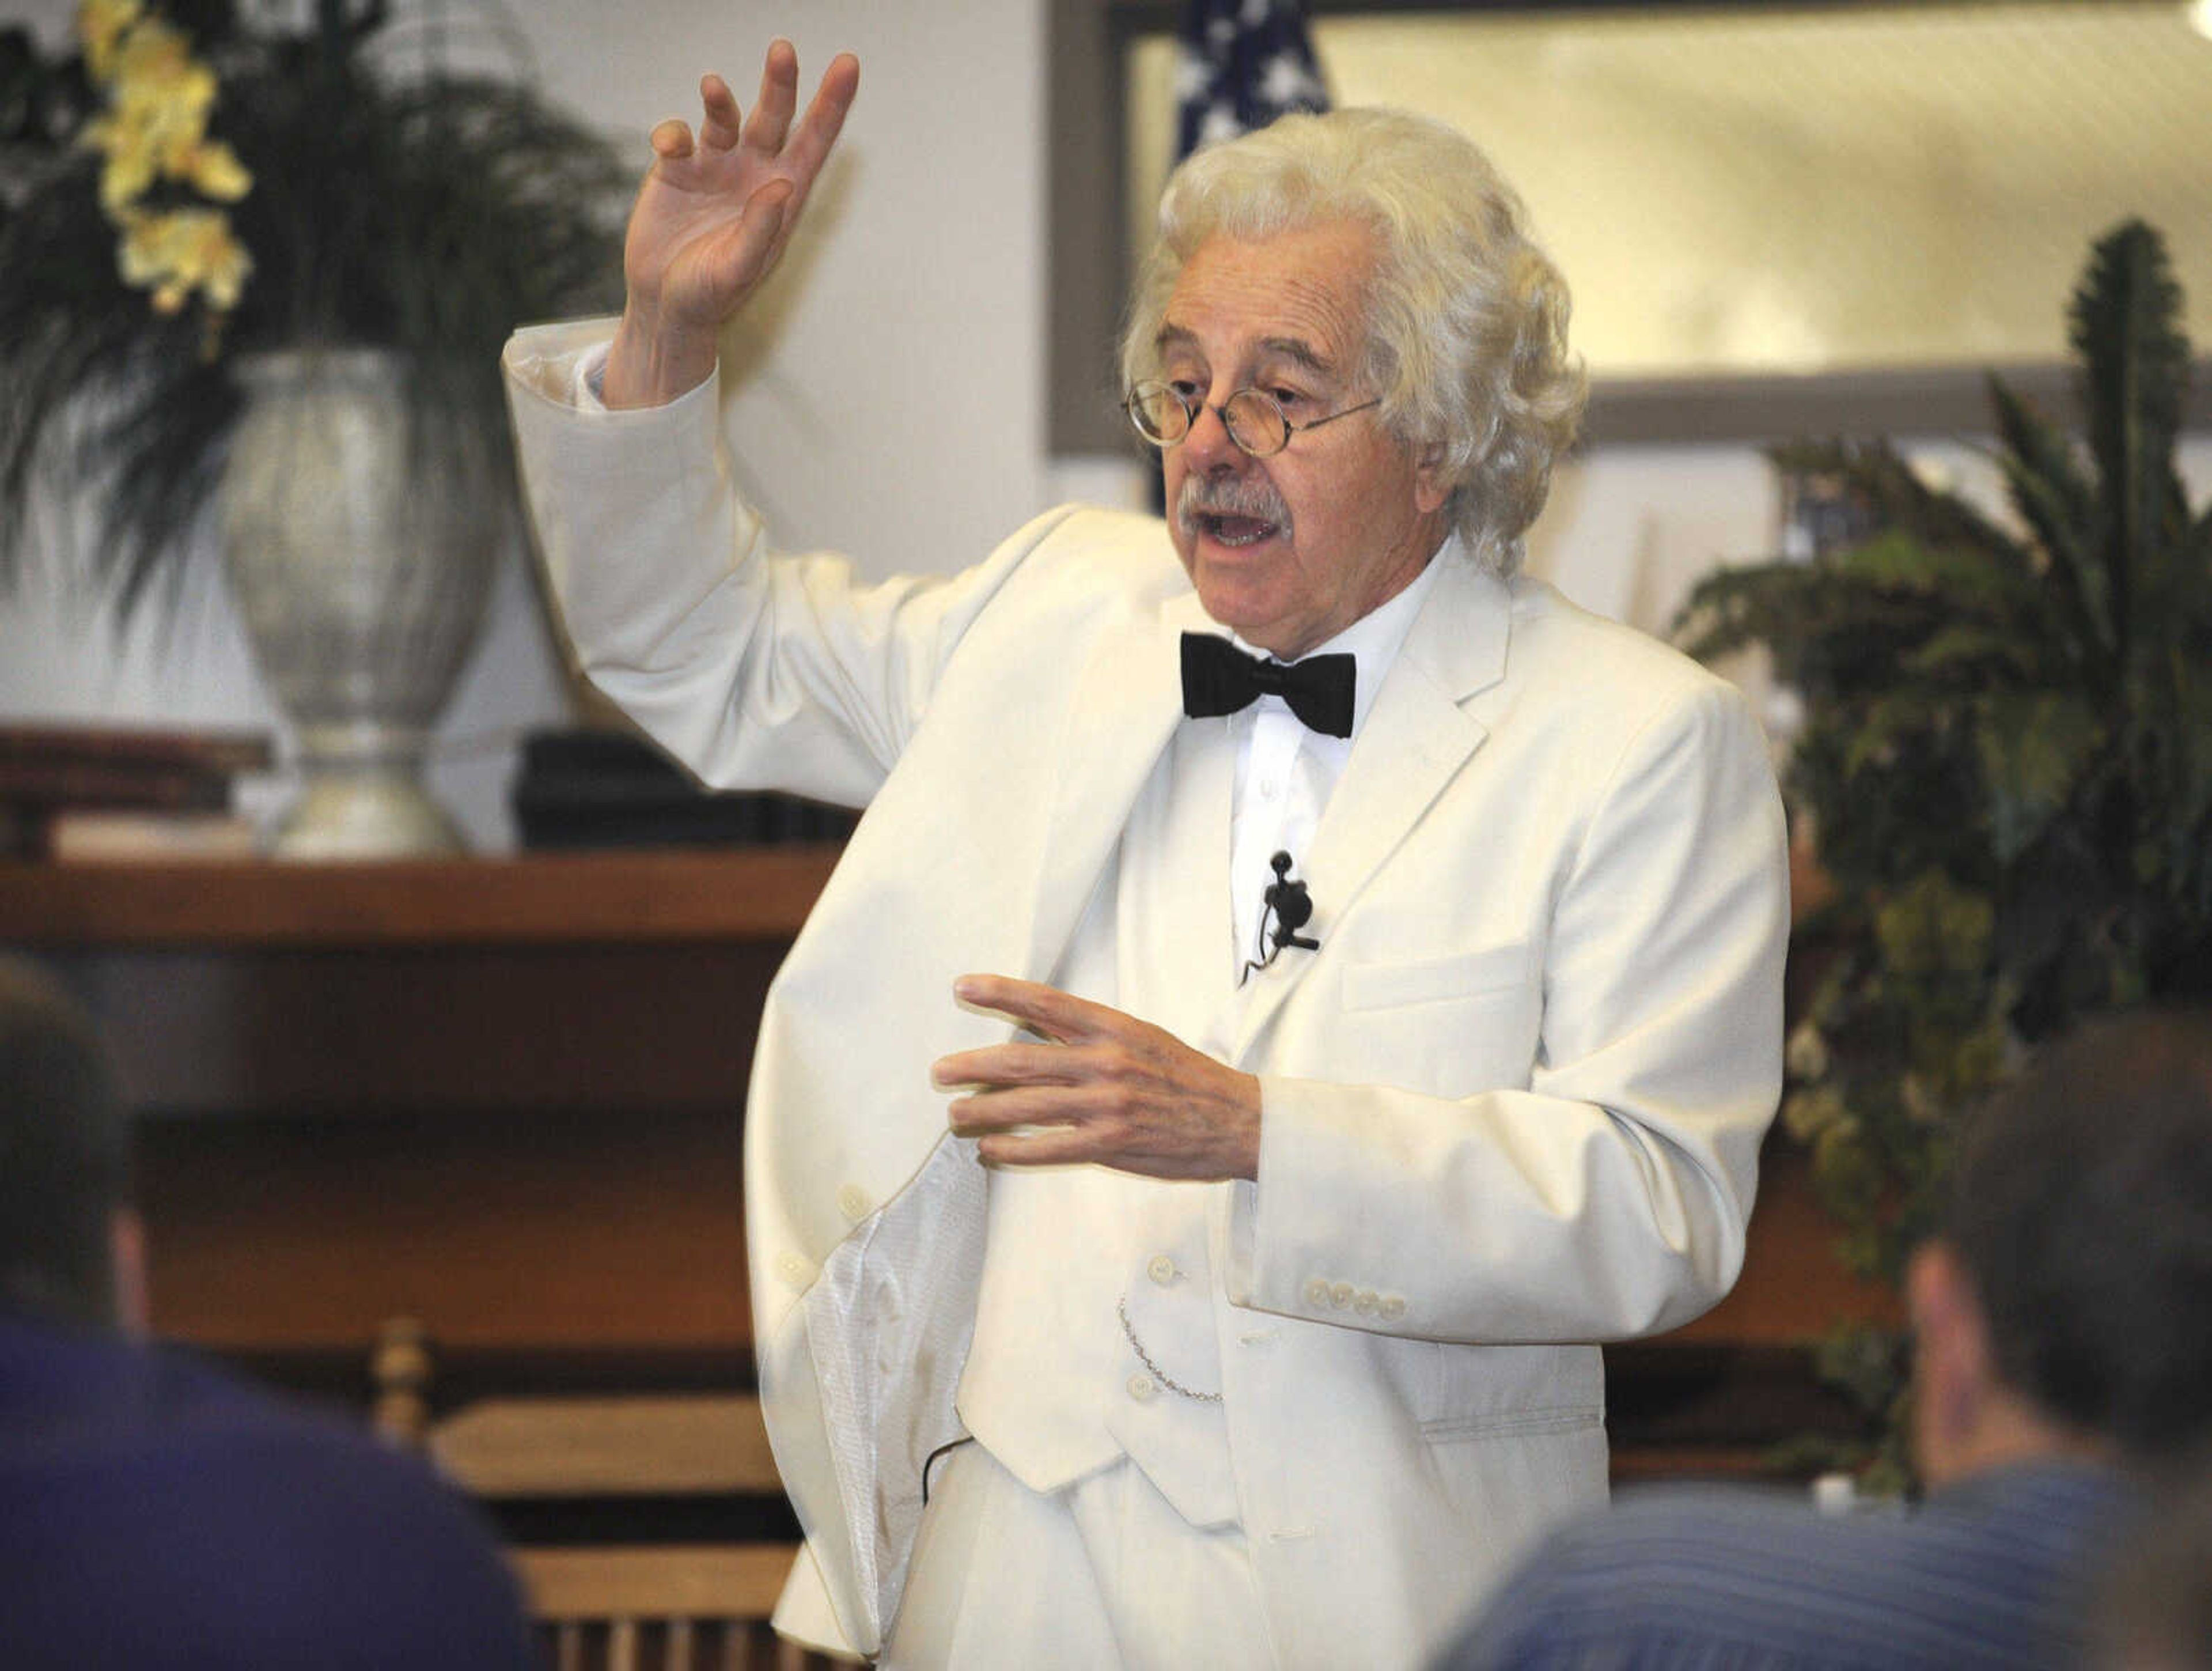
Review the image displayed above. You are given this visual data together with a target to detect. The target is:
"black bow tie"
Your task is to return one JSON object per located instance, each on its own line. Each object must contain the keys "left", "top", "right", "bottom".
{"left": 1180, "top": 633, "right": 1355, "bottom": 738}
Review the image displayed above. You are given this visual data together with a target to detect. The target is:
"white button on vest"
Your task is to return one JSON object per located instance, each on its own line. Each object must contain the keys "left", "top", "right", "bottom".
{"left": 1147, "top": 1254, "right": 1177, "bottom": 1286}
{"left": 836, "top": 1184, "right": 870, "bottom": 1222}
{"left": 1127, "top": 1374, "right": 1156, "bottom": 1402}
{"left": 1304, "top": 1277, "right": 1332, "bottom": 1306}
{"left": 1329, "top": 1281, "right": 1354, "bottom": 1309}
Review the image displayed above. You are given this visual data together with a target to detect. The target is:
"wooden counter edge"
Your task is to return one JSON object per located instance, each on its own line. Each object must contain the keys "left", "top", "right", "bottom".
{"left": 0, "top": 846, "right": 845, "bottom": 947}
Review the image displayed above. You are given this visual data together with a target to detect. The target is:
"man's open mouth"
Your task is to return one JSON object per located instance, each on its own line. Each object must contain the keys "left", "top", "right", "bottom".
{"left": 1193, "top": 511, "right": 1279, "bottom": 546}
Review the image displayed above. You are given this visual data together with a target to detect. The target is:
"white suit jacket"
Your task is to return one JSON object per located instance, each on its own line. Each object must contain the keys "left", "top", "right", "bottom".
{"left": 504, "top": 321, "right": 1790, "bottom": 1665}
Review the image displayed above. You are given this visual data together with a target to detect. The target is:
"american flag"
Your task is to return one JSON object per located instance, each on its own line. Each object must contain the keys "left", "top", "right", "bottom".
{"left": 1175, "top": 0, "right": 1331, "bottom": 157}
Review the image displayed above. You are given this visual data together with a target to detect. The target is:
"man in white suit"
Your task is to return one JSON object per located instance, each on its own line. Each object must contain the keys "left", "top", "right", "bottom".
{"left": 503, "top": 41, "right": 1789, "bottom": 1669}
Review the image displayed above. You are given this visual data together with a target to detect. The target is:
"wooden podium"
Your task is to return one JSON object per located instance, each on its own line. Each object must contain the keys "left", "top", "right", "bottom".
{"left": 0, "top": 850, "right": 1889, "bottom": 1474}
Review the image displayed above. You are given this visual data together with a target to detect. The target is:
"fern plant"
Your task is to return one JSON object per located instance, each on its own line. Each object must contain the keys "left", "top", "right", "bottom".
{"left": 1676, "top": 220, "right": 2212, "bottom": 1490}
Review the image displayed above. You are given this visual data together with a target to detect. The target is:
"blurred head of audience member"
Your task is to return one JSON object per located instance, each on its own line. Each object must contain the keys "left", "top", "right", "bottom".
{"left": 2096, "top": 1447, "right": 2212, "bottom": 1671}
{"left": 1442, "top": 1006, "right": 2212, "bottom": 1671}
{"left": 0, "top": 957, "right": 145, "bottom": 1333}
{"left": 0, "top": 956, "right": 538, "bottom": 1670}
{"left": 1911, "top": 1004, "right": 2212, "bottom": 1486}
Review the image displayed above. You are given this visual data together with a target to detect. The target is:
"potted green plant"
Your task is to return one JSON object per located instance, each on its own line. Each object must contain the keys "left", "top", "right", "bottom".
{"left": 1675, "top": 219, "right": 2212, "bottom": 1490}
{"left": 0, "top": 0, "right": 628, "bottom": 853}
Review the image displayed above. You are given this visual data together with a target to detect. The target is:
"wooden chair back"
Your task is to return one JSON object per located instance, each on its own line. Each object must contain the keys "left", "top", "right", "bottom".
{"left": 507, "top": 1544, "right": 812, "bottom": 1671}
{"left": 422, "top": 1389, "right": 844, "bottom": 1670}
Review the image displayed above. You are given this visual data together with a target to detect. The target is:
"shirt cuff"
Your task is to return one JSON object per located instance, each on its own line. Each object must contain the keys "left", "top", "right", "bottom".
{"left": 572, "top": 342, "right": 611, "bottom": 411}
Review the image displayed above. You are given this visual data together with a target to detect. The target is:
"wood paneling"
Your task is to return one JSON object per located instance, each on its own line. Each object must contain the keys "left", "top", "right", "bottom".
{"left": 0, "top": 853, "right": 829, "bottom": 1362}
{"left": 2, "top": 849, "right": 1887, "bottom": 1480}
{"left": 137, "top": 1103, "right": 753, "bottom": 1353}
{"left": 62, "top": 944, "right": 781, "bottom": 1116}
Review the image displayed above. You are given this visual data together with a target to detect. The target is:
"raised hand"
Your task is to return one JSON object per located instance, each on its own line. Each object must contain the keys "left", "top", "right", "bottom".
{"left": 604, "top": 40, "right": 860, "bottom": 408}
{"left": 934, "top": 976, "right": 1264, "bottom": 1182}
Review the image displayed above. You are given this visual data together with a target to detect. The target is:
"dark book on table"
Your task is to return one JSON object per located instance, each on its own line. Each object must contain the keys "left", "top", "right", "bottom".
{"left": 511, "top": 728, "right": 857, "bottom": 850}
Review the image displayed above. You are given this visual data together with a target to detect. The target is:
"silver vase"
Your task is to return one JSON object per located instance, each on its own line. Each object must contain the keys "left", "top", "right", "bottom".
{"left": 219, "top": 348, "right": 502, "bottom": 859}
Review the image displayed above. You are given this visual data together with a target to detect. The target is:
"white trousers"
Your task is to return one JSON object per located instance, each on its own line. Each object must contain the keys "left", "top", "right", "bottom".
{"left": 881, "top": 1443, "right": 1278, "bottom": 1670}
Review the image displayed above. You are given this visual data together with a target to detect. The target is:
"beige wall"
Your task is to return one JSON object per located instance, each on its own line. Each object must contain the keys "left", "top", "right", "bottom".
{"left": 2, "top": 1, "right": 1051, "bottom": 846}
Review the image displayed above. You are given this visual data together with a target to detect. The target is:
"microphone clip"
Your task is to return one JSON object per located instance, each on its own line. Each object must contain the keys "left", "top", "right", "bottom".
{"left": 1242, "top": 850, "right": 1319, "bottom": 982}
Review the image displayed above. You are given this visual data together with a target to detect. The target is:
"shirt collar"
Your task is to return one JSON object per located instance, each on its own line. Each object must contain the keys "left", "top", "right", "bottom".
{"left": 1225, "top": 534, "right": 1451, "bottom": 740}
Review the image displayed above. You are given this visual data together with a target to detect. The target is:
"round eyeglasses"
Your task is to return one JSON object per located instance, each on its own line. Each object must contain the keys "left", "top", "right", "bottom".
{"left": 1123, "top": 381, "right": 1381, "bottom": 460}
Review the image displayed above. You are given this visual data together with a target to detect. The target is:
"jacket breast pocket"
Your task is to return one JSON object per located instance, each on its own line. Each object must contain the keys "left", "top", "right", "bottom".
{"left": 1329, "top": 940, "right": 1541, "bottom": 1098}
{"left": 1342, "top": 942, "right": 1532, "bottom": 1011}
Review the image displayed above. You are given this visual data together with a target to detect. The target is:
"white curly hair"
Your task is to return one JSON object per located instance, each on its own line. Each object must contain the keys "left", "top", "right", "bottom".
{"left": 1122, "top": 108, "right": 1587, "bottom": 578}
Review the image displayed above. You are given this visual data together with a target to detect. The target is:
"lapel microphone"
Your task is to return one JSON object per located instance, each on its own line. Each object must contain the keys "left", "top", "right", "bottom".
{"left": 1243, "top": 850, "right": 1319, "bottom": 983}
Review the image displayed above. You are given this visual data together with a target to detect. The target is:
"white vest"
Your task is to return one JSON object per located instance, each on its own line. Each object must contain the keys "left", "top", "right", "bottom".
{"left": 956, "top": 720, "right": 1254, "bottom": 1529}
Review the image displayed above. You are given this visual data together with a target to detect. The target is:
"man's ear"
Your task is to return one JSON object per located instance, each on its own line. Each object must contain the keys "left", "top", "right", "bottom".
{"left": 1907, "top": 1241, "right": 1994, "bottom": 1485}
{"left": 1412, "top": 441, "right": 1452, "bottom": 517}
{"left": 109, "top": 1205, "right": 149, "bottom": 1340}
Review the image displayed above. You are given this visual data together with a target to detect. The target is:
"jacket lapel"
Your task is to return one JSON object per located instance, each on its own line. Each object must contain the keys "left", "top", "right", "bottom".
{"left": 1017, "top": 588, "right": 1214, "bottom": 982}
{"left": 1229, "top": 557, "right": 1510, "bottom": 1063}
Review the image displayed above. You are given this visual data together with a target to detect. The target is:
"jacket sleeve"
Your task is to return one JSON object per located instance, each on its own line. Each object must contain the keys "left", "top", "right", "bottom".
{"left": 502, "top": 318, "right": 1054, "bottom": 808}
{"left": 1223, "top": 675, "right": 1789, "bottom": 1343}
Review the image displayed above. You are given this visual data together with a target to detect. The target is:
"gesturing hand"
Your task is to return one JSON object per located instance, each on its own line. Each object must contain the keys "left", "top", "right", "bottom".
{"left": 605, "top": 40, "right": 860, "bottom": 408}
{"left": 934, "top": 976, "right": 1263, "bottom": 1182}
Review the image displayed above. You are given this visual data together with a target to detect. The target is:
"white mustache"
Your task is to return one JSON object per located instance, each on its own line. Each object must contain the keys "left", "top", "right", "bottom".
{"left": 1176, "top": 476, "right": 1291, "bottom": 536}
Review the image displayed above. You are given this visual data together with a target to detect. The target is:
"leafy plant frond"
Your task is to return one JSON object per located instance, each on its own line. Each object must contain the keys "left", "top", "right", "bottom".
{"left": 2071, "top": 219, "right": 2192, "bottom": 673}
{"left": 1828, "top": 529, "right": 2048, "bottom": 631}
{"left": 1986, "top": 375, "right": 2110, "bottom": 683}
{"left": 1677, "top": 220, "right": 2211, "bottom": 1491}
{"left": 1901, "top": 622, "right": 2040, "bottom": 683}
{"left": 1972, "top": 690, "right": 2107, "bottom": 867}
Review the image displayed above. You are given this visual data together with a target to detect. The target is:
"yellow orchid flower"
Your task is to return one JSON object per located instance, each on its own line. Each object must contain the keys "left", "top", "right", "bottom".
{"left": 111, "top": 22, "right": 219, "bottom": 160}
{"left": 77, "top": 2, "right": 255, "bottom": 323}
{"left": 77, "top": 0, "right": 145, "bottom": 84}
{"left": 85, "top": 109, "right": 160, "bottom": 211}
{"left": 188, "top": 216, "right": 252, "bottom": 312}
{"left": 184, "top": 139, "right": 252, "bottom": 203}
{"left": 107, "top": 17, "right": 215, "bottom": 116}
{"left": 81, "top": 17, "right": 219, "bottom": 210}
{"left": 118, "top": 206, "right": 252, "bottom": 316}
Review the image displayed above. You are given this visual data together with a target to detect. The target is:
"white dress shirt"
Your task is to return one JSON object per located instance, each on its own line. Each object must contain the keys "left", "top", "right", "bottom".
{"left": 1221, "top": 557, "right": 1441, "bottom": 976}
